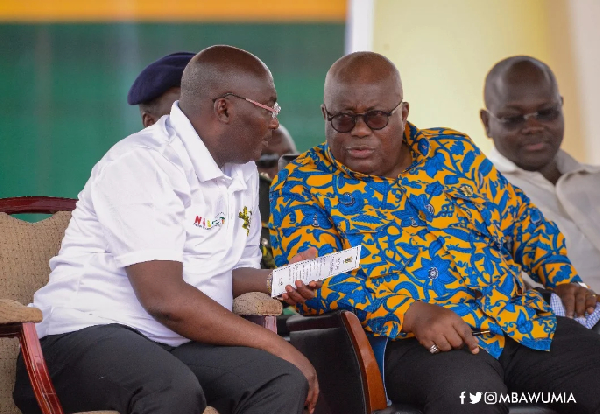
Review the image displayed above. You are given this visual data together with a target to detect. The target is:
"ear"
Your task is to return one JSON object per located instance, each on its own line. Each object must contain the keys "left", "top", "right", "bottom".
{"left": 480, "top": 109, "right": 491, "bottom": 138}
{"left": 214, "top": 98, "right": 231, "bottom": 124}
{"left": 320, "top": 104, "right": 327, "bottom": 120}
{"left": 401, "top": 102, "right": 410, "bottom": 123}
{"left": 142, "top": 112, "right": 156, "bottom": 128}
{"left": 560, "top": 95, "right": 565, "bottom": 106}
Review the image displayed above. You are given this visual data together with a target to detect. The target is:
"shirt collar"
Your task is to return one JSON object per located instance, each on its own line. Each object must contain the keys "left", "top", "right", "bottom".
{"left": 166, "top": 102, "right": 250, "bottom": 190}
{"left": 323, "top": 122, "right": 430, "bottom": 180}
{"left": 555, "top": 149, "right": 600, "bottom": 174}
{"left": 167, "top": 101, "right": 223, "bottom": 182}
{"left": 488, "top": 146, "right": 600, "bottom": 176}
{"left": 486, "top": 147, "right": 518, "bottom": 174}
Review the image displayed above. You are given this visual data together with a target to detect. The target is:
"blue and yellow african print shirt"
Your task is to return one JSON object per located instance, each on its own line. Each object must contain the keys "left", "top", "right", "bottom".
{"left": 269, "top": 123, "right": 581, "bottom": 358}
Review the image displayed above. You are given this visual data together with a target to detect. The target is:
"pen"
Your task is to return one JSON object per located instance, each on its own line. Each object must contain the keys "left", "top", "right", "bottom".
{"left": 472, "top": 329, "right": 490, "bottom": 336}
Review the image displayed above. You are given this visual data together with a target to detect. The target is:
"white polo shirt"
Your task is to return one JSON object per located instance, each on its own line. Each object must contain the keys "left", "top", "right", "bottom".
{"left": 32, "top": 103, "right": 262, "bottom": 346}
{"left": 488, "top": 146, "right": 600, "bottom": 291}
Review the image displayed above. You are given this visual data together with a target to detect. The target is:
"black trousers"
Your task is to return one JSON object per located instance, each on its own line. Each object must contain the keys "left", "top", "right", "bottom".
{"left": 13, "top": 324, "right": 308, "bottom": 414}
{"left": 385, "top": 316, "right": 600, "bottom": 414}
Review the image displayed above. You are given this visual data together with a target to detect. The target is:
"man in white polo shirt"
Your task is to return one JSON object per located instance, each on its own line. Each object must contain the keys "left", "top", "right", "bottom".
{"left": 13, "top": 45, "right": 318, "bottom": 414}
{"left": 481, "top": 56, "right": 600, "bottom": 296}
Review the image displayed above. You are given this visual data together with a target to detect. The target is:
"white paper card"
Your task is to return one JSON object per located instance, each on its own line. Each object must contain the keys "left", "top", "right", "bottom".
{"left": 271, "top": 245, "right": 362, "bottom": 297}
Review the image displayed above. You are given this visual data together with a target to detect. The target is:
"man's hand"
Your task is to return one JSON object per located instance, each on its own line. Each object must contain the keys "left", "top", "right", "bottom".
{"left": 273, "top": 342, "right": 320, "bottom": 413}
{"left": 554, "top": 283, "right": 597, "bottom": 317}
{"left": 281, "top": 247, "right": 324, "bottom": 306}
{"left": 128, "top": 260, "right": 319, "bottom": 412}
{"left": 403, "top": 301, "right": 479, "bottom": 355}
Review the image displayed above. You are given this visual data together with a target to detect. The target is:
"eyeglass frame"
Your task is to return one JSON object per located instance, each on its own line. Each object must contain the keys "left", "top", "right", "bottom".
{"left": 485, "top": 101, "right": 563, "bottom": 128}
{"left": 212, "top": 92, "right": 281, "bottom": 119}
{"left": 323, "top": 100, "right": 405, "bottom": 133}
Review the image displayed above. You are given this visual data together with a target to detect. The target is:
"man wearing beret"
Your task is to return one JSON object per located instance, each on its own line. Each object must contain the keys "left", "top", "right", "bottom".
{"left": 127, "top": 51, "right": 195, "bottom": 128}
{"left": 14, "top": 46, "right": 319, "bottom": 414}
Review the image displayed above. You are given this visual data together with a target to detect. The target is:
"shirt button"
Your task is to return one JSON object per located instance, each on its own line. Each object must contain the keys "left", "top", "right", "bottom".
{"left": 461, "top": 185, "right": 474, "bottom": 197}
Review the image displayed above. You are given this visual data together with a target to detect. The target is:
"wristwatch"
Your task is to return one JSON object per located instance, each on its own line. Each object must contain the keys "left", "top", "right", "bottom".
{"left": 266, "top": 271, "right": 273, "bottom": 295}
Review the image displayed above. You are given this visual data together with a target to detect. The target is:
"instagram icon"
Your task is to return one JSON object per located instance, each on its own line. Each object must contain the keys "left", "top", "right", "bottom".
{"left": 485, "top": 392, "right": 497, "bottom": 404}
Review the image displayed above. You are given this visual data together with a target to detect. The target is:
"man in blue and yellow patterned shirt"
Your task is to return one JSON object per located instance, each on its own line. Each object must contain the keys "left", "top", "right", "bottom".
{"left": 270, "top": 52, "right": 600, "bottom": 414}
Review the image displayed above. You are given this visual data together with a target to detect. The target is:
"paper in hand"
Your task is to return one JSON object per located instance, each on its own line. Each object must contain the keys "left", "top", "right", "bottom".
{"left": 271, "top": 246, "right": 362, "bottom": 297}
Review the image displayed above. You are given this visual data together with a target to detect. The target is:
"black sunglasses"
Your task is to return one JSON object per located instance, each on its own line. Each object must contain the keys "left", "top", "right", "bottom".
{"left": 324, "top": 101, "right": 404, "bottom": 133}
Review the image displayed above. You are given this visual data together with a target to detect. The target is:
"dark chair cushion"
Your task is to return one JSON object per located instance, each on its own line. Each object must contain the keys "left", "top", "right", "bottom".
{"left": 288, "top": 313, "right": 368, "bottom": 414}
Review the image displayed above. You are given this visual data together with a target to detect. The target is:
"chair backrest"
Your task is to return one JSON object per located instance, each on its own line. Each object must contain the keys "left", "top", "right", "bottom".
{"left": 0, "top": 197, "right": 75, "bottom": 413}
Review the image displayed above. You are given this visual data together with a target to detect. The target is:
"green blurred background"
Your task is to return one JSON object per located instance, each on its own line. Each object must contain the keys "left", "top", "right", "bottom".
{"left": 0, "top": 22, "right": 344, "bottom": 199}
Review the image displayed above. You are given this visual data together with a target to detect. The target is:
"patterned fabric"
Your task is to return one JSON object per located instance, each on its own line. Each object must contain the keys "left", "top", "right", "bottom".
{"left": 550, "top": 293, "right": 600, "bottom": 329}
{"left": 269, "top": 122, "right": 581, "bottom": 358}
{"left": 260, "top": 226, "right": 276, "bottom": 269}
{"left": 259, "top": 174, "right": 276, "bottom": 270}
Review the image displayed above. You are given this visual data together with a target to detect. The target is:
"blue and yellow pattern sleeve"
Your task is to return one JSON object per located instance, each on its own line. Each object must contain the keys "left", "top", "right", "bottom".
{"left": 269, "top": 160, "right": 417, "bottom": 337}
{"left": 463, "top": 138, "right": 580, "bottom": 288}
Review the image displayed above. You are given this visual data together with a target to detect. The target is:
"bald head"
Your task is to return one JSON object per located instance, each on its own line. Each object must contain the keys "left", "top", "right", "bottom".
{"left": 179, "top": 45, "right": 274, "bottom": 112}
{"left": 176, "top": 45, "right": 279, "bottom": 168}
{"left": 484, "top": 56, "right": 558, "bottom": 110}
{"left": 324, "top": 51, "right": 402, "bottom": 106}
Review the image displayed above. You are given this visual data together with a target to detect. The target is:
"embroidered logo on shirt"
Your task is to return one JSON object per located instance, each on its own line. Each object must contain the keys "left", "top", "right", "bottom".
{"left": 239, "top": 206, "right": 252, "bottom": 236}
{"left": 194, "top": 213, "right": 225, "bottom": 230}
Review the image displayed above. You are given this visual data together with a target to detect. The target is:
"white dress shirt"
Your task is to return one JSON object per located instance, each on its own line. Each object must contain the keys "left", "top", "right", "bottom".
{"left": 488, "top": 147, "right": 600, "bottom": 291}
{"left": 32, "top": 103, "right": 262, "bottom": 346}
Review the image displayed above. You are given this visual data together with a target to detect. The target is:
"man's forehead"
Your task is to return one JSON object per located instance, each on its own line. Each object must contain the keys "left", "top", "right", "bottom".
{"left": 231, "top": 73, "right": 277, "bottom": 99}
{"left": 491, "top": 74, "right": 558, "bottom": 109}
{"left": 325, "top": 80, "right": 400, "bottom": 109}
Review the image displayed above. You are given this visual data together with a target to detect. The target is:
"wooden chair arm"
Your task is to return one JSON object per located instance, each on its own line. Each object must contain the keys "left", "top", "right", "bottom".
{"left": 232, "top": 292, "right": 282, "bottom": 316}
{"left": 20, "top": 322, "right": 63, "bottom": 413}
{"left": 0, "top": 299, "right": 42, "bottom": 323}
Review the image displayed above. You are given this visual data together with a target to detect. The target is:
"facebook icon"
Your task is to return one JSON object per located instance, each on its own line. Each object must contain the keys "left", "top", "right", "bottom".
{"left": 460, "top": 392, "right": 466, "bottom": 405}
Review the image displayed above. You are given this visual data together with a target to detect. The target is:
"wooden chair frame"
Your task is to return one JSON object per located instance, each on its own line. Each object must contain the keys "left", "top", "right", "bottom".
{"left": 0, "top": 196, "right": 78, "bottom": 414}
{"left": 0, "top": 196, "right": 279, "bottom": 414}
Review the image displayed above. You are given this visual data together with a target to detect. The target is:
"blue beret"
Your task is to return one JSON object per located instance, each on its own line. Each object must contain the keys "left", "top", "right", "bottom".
{"left": 127, "top": 52, "right": 196, "bottom": 105}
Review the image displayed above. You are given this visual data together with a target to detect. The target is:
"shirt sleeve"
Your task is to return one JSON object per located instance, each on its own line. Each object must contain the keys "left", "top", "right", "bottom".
{"left": 269, "top": 175, "right": 416, "bottom": 338}
{"left": 91, "top": 149, "right": 186, "bottom": 268}
{"left": 234, "top": 172, "right": 262, "bottom": 270}
{"left": 468, "top": 141, "right": 581, "bottom": 288}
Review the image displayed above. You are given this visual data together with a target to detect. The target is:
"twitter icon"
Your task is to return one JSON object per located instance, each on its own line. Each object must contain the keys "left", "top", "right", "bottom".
{"left": 470, "top": 392, "right": 482, "bottom": 404}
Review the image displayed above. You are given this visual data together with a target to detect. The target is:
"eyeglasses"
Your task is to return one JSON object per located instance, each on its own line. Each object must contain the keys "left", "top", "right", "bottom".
{"left": 323, "top": 101, "right": 404, "bottom": 133}
{"left": 212, "top": 93, "right": 281, "bottom": 119}
{"left": 486, "top": 102, "right": 562, "bottom": 129}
